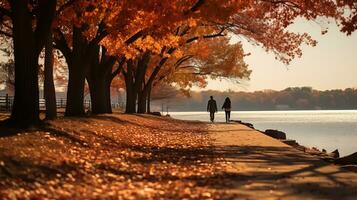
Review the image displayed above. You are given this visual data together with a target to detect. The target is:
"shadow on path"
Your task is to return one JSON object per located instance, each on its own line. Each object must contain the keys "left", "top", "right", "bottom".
{"left": 210, "top": 140, "right": 357, "bottom": 199}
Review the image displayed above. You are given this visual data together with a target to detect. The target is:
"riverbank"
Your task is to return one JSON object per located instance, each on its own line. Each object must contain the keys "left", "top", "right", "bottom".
{"left": 1, "top": 113, "right": 357, "bottom": 199}
{"left": 171, "top": 110, "right": 357, "bottom": 157}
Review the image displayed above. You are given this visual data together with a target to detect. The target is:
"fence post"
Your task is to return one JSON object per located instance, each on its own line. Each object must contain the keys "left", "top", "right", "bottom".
{"left": 5, "top": 93, "right": 9, "bottom": 112}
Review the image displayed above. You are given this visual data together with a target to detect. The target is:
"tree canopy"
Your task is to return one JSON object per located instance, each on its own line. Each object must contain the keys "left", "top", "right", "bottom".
{"left": 0, "top": 0, "right": 356, "bottom": 125}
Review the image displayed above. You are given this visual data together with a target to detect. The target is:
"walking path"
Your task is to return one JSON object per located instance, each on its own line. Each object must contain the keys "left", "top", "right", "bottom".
{"left": 209, "top": 123, "right": 357, "bottom": 200}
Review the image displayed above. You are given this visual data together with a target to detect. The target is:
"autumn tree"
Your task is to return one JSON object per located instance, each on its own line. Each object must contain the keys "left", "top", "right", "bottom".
{"left": 30, "top": 1, "right": 357, "bottom": 117}
{"left": 43, "top": 32, "right": 57, "bottom": 119}
{"left": 1, "top": 0, "right": 356, "bottom": 125}
{"left": 53, "top": 1, "right": 108, "bottom": 116}
{"left": 54, "top": 0, "right": 203, "bottom": 115}
{"left": 115, "top": 25, "right": 236, "bottom": 113}
{"left": 101, "top": 1, "right": 223, "bottom": 113}
{"left": 0, "top": 0, "right": 57, "bottom": 126}
{"left": 163, "top": 37, "right": 251, "bottom": 89}
{"left": 82, "top": 0, "right": 355, "bottom": 114}
{"left": 120, "top": 0, "right": 357, "bottom": 114}
{"left": 144, "top": 37, "right": 251, "bottom": 113}
{"left": 338, "top": 0, "right": 357, "bottom": 35}
{"left": 86, "top": 46, "right": 123, "bottom": 114}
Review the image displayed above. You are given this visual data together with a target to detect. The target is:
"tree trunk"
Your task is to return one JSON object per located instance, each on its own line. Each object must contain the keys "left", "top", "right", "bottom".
{"left": 137, "top": 87, "right": 147, "bottom": 113}
{"left": 147, "top": 84, "right": 152, "bottom": 113}
{"left": 125, "top": 82, "right": 136, "bottom": 114}
{"left": 133, "top": 53, "right": 150, "bottom": 113}
{"left": 10, "top": 1, "right": 40, "bottom": 126}
{"left": 87, "top": 46, "right": 115, "bottom": 114}
{"left": 44, "top": 33, "right": 57, "bottom": 119}
{"left": 124, "top": 76, "right": 136, "bottom": 113}
{"left": 88, "top": 75, "right": 113, "bottom": 114}
{"left": 65, "top": 62, "right": 86, "bottom": 116}
{"left": 65, "top": 27, "right": 89, "bottom": 116}
{"left": 124, "top": 61, "right": 137, "bottom": 114}
{"left": 88, "top": 77, "right": 108, "bottom": 114}
{"left": 104, "top": 80, "right": 112, "bottom": 113}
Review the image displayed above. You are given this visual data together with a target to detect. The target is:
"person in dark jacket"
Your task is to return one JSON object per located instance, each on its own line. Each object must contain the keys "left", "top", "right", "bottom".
{"left": 207, "top": 96, "right": 218, "bottom": 122}
{"left": 222, "top": 97, "right": 231, "bottom": 123}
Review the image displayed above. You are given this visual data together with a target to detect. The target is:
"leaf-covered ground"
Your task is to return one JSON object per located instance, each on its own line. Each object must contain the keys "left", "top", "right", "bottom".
{"left": 0, "top": 114, "right": 232, "bottom": 199}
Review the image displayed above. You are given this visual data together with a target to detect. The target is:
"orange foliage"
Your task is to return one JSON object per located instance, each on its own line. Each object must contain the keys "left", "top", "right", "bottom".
{"left": 100, "top": 0, "right": 356, "bottom": 97}
{"left": 97, "top": 0, "right": 354, "bottom": 63}
{"left": 1, "top": 0, "right": 356, "bottom": 110}
{"left": 2, "top": 0, "right": 355, "bottom": 70}
{"left": 159, "top": 37, "right": 251, "bottom": 91}
{"left": 337, "top": 0, "right": 357, "bottom": 35}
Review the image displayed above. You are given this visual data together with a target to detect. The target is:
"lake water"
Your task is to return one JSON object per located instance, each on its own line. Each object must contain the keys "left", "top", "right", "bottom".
{"left": 170, "top": 110, "right": 357, "bottom": 157}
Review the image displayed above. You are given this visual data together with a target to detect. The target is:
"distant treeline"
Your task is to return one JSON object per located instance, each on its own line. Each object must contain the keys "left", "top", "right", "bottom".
{"left": 160, "top": 87, "right": 357, "bottom": 111}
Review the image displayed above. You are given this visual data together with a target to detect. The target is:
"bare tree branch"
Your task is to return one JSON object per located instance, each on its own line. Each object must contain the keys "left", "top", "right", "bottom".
{"left": 259, "top": 0, "right": 301, "bottom": 9}
{"left": 111, "top": 57, "right": 125, "bottom": 80}
{"left": 125, "top": 30, "right": 145, "bottom": 45}
{"left": 89, "top": 21, "right": 108, "bottom": 46}
{"left": 174, "top": 55, "right": 194, "bottom": 69}
{"left": 186, "top": 27, "right": 226, "bottom": 44}
{"left": 185, "top": 0, "right": 205, "bottom": 15}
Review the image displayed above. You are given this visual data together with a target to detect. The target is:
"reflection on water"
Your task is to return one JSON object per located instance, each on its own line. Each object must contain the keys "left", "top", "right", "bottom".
{"left": 170, "top": 110, "right": 357, "bottom": 157}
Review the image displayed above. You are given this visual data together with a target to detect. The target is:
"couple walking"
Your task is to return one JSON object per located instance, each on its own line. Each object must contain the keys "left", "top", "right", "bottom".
{"left": 207, "top": 96, "right": 231, "bottom": 123}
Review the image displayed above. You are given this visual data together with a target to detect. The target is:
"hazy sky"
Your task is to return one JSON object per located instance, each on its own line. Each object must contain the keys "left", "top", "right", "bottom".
{"left": 205, "top": 19, "right": 357, "bottom": 92}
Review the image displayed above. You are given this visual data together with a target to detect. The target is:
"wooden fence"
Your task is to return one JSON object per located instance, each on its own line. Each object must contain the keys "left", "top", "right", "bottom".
{"left": 0, "top": 94, "right": 122, "bottom": 112}
{"left": 0, "top": 94, "right": 12, "bottom": 112}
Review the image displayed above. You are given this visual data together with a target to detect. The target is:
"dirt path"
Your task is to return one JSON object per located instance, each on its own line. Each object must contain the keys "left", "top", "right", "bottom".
{"left": 209, "top": 123, "right": 357, "bottom": 200}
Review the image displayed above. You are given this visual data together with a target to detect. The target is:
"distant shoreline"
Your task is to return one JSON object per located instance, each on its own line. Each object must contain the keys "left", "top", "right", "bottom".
{"left": 167, "top": 109, "right": 357, "bottom": 113}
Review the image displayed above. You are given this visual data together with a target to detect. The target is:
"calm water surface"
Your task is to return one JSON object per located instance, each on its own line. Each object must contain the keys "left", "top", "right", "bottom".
{"left": 170, "top": 110, "right": 357, "bottom": 157}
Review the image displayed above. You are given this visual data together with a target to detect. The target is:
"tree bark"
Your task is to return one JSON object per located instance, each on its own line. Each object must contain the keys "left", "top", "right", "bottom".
{"left": 88, "top": 76, "right": 113, "bottom": 114}
{"left": 121, "top": 53, "right": 151, "bottom": 114}
{"left": 11, "top": 36, "right": 40, "bottom": 125}
{"left": 65, "top": 60, "right": 86, "bottom": 116}
{"left": 137, "top": 86, "right": 147, "bottom": 113}
{"left": 44, "top": 33, "right": 57, "bottom": 119}
{"left": 124, "top": 61, "right": 136, "bottom": 113}
{"left": 134, "top": 53, "right": 151, "bottom": 113}
{"left": 87, "top": 46, "right": 104, "bottom": 114}
{"left": 125, "top": 79, "right": 136, "bottom": 113}
{"left": 147, "top": 83, "right": 152, "bottom": 113}
{"left": 88, "top": 77, "right": 106, "bottom": 114}
{"left": 104, "top": 79, "right": 113, "bottom": 113}
{"left": 87, "top": 46, "right": 116, "bottom": 114}
{"left": 9, "top": 1, "right": 40, "bottom": 126}
{"left": 64, "top": 27, "right": 90, "bottom": 116}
